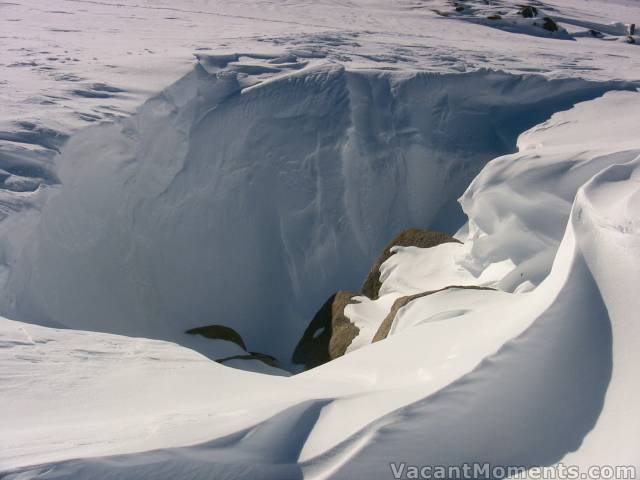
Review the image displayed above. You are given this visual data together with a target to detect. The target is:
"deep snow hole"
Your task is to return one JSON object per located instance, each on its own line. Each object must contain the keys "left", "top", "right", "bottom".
{"left": 0, "top": 59, "right": 631, "bottom": 365}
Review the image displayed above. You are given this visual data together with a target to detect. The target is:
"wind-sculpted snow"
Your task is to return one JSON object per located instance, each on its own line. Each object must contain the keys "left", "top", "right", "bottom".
{"left": 2, "top": 0, "right": 640, "bottom": 260}
{"left": 0, "top": 55, "right": 632, "bottom": 364}
{"left": 318, "top": 99, "right": 640, "bottom": 476}
{"left": 1, "top": 0, "right": 639, "bottom": 477}
{"left": 2, "top": 0, "right": 639, "bottom": 275}
{"left": 2, "top": 89, "right": 639, "bottom": 478}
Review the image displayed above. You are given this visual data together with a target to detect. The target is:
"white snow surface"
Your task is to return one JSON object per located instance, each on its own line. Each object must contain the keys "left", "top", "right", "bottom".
{"left": 2, "top": 86, "right": 639, "bottom": 480}
{"left": 1, "top": 0, "right": 640, "bottom": 478}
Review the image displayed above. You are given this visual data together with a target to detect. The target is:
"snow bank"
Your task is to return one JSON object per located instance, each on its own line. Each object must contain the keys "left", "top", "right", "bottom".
{"left": 1, "top": 0, "right": 640, "bottom": 476}
{"left": 2, "top": 87, "right": 639, "bottom": 480}
{"left": 0, "top": 55, "right": 631, "bottom": 362}
{"left": 0, "top": 317, "right": 297, "bottom": 471}
{"left": 317, "top": 91, "right": 640, "bottom": 475}
{"left": 458, "top": 90, "right": 640, "bottom": 293}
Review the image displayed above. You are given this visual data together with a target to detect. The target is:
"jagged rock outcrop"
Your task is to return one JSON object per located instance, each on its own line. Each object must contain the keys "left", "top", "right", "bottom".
{"left": 372, "top": 286, "right": 496, "bottom": 343}
{"left": 294, "top": 228, "right": 462, "bottom": 369}
{"left": 292, "top": 291, "right": 359, "bottom": 370}
{"left": 361, "top": 229, "right": 461, "bottom": 299}
{"left": 329, "top": 292, "right": 361, "bottom": 359}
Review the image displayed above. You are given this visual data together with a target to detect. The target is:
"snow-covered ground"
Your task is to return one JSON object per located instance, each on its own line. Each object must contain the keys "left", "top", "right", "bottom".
{"left": 1, "top": 0, "right": 640, "bottom": 478}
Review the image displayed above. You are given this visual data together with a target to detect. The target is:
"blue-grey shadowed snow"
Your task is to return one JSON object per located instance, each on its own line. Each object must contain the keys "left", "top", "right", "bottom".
{"left": 0, "top": 148, "right": 58, "bottom": 186}
{"left": 0, "top": 123, "right": 62, "bottom": 198}
{"left": 0, "top": 122, "right": 65, "bottom": 189}
{"left": 322, "top": 255, "right": 612, "bottom": 477}
{"left": 71, "top": 83, "right": 125, "bottom": 100}
{"left": 0, "top": 122, "right": 68, "bottom": 152}
{"left": 2, "top": 56, "right": 634, "bottom": 364}
{"left": 1, "top": 400, "right": 331, "bottom": 480}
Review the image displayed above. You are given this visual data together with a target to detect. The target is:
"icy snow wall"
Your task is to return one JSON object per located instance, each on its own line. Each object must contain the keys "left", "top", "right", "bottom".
{"left": 1, "top": 55, "right": 632, "bottom": 360}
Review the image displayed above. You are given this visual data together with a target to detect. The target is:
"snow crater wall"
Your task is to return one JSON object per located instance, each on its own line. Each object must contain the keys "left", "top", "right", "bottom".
{"left": 1, "top": 57, "right": 631, "bottom": 360}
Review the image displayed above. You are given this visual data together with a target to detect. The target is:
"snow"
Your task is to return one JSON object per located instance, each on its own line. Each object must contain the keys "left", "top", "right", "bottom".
{"left": 325, "top": 89, "right": 640, "bottom": 475}
{"left": 0, "top": 317, "right": 295, "bottom": 471}
{"left": 2, "top": 88, "right": 639, "bottom": 478}
{"left": 1, "top": 0, "right": 640, "bottom": 478}
{"left": 0, "top": 61, "right": 632, "bottom": 364}
{"left": 560, "top": 157, "right": 640, "bottom": 466}
{"left": 2, "top": 0, "right": 640, "bottom": 203}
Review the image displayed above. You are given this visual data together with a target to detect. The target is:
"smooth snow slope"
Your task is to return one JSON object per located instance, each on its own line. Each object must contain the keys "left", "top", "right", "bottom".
{"left": 2, "top": 89, "right": 639, "bottom": 480}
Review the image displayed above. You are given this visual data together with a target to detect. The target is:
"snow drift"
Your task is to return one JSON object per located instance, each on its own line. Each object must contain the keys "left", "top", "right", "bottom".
{"left": 2, "top": 89, "right": 639, "bottom": 478}
{"left": 0, "top": 54, "right": 632, "bottom": 361}
{"left": 320, "top": 90, "right": 640, "bottom": 476}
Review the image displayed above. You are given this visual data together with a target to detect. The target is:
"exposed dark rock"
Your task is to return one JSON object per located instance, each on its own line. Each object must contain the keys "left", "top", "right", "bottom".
{"left": 330, "top": 292, "right": 361, "bottom": 360}
{"left": 186, "top": 325, "right": 285, "bottom": 371}
{"left": 589, "top": 29, "right": 604, "bottom": 38}
{"left": 542, "top": 16, "right": 559, "bottom": 32}
{"left": 217, "top": 352, "right": 281, "bottom": 369}
{"left": 518, "top": 5, "right": 538, "bottom": 18}
{"left": 372, "top": 285, "right": 496, "bottom": 343}
{"left": 187, "top": 324, "right": 286, "bottom": 372}
{"left": 185, "top": 324, "right": 247, "bottom": 350}
{"left": 627, "top": 35, "right": 636, "bottom": 44}
{"left": 455, "top": 5, "right": 465, "bottom": 13}
{"left": 292, "top": 294, "right": 334, "bottom": 368}
{"left": 487, "top": 14, "right": 502, "bottom": 20}
{"left": 294, "top": 230, "right": 485, "bottom": 370}
{"left": 361, "top": 229, "right": 461, "bottom": 300}
{"left": 249, "top": 351, "right": 280, "bottom": 367}
{"left": 292, "top": 291, "right": 360, "bottom": 370}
